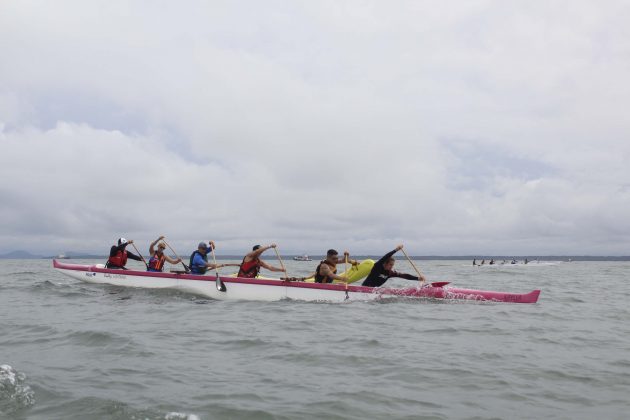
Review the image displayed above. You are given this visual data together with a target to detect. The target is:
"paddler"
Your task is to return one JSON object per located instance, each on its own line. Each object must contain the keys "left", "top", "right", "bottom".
{"left": 308, "top": 249, "right": 358, "bottom": 283}
{"left": 188, "top": 241, "right": 236, "bottom": 275}
{"left": 361, "top": 244, "right": 426, "bottom": 287}
{"left": 106, "top": 238, "right": 143, "bottom": 269}
{"left": 147, "top": 236, "right": 182, "bottom": 272}
{"left": 237, "top": 244, "right": 285, "bottom": 278}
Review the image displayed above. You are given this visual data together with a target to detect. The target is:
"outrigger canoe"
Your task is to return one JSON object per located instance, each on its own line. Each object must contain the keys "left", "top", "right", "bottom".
{"left": 52, "top": 260, "right": 540, "bottom": 303}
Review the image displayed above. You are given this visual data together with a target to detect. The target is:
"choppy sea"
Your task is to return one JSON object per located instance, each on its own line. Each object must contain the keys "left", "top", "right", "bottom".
{"left": 1, "top": 258, "right": 629, "bottom": 419}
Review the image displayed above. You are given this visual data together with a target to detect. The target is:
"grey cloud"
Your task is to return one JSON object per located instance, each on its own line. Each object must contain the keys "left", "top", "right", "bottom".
{"left": 1, "top": 1, "right": 630, "bottom": 256}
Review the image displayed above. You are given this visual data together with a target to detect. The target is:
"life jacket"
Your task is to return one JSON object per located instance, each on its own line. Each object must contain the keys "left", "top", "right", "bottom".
{"left": 314, "top": 260, "right": 336, "bottom": 283}
{"left": 108, "top": 249, "right": 128, "bottom": 268}
{"left": 189, "top": 250, "right": 208, "bottom": 274}
{"left": 148, "top": 252, "right": 166, "bottom": 272}
{"left": 238, "top": 258, "right": 261, "bottom": 278}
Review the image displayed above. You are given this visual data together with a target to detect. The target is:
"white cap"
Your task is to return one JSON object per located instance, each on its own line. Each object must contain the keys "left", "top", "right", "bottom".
{"left": 118, "top": 238, "right": 128, "bottom": 245}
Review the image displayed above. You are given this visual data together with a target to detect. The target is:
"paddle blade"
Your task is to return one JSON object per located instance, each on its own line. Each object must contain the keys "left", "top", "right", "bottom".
{"left": 216, "top": 276, "right": 227, "bottom": 292}
{"left": 431, "top": 281, "right": 450, "bottom": 288}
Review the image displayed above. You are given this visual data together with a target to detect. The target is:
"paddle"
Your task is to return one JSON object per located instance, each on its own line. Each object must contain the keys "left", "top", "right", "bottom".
{"left": 129, "top": 242, "right": 149, "bottom": 270}
{"left": 163, "top": 239, "right": 190, "bottom": 273}
{"left": 400, "top": 248, "right": 427, "bottom": 286}
{"left": 210, "top": 243, "right": 226, "bottom": 292}
{"left": 273, "top": 246, "right": 289, "bottom": 280}
{"left": 431, "top": 281, "right": 450, "bottom": 288}
{"left": 343, "top": 254, "right": 350, "bottom": 300}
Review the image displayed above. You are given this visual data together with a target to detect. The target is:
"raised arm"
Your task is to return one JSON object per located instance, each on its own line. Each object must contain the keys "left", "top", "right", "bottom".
{"left": 149, "top": 235, "right": 165, "bottom": 256}
{"left": 245, "top": 244, "right": 276, "bottom": 262}
{"left": 164, "top": 255, "right": 181, "bottom": 265}
{"left": 126, "top": 251, "right": 143, "bottom": 261}
{"left": 376, "top": 244, "right": 403, "bottom": 267}
{"left": 259, "top": 260, "right": 284, "bottom": 272}
{"left": 114, "top": 240, "right": 142, "bottom": 261}
{"left": 336, "top": 250, "right": 359, "bottom": 266}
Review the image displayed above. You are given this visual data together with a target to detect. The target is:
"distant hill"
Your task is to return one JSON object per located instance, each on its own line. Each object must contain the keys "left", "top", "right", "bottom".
{"left": 0, "top": 250, "right": 43, "bottom": 259}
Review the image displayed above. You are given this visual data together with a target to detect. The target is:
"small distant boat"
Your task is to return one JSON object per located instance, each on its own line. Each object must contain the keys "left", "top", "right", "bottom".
{"left": 56, "top": 253, "right": 70, "bottom": 259}
{"left": 293, "top": 254, "right": 312, "bottom": 261}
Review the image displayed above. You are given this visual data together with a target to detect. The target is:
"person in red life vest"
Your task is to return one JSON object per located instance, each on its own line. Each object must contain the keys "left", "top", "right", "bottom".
{"left": 304, "top": 249, "right": 359, "bottom": 283}
{"left": 237, "top": 244, "right": 285, "bottom": 278}
{"left": 106, "top": 238, "right": 143, "bottom": 269}
{"left": 147, "top": 236, "right": 181, "bottom": 272}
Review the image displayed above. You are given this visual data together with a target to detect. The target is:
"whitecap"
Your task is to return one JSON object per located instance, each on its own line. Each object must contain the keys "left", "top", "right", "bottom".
{"left": 165, "top": 412, "right": 200, "bottom": 420}
{"left": 0, "top": 364, "right": 35, "bottom": 414}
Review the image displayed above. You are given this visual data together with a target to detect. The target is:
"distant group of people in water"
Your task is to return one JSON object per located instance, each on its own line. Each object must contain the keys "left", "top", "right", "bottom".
{"left": 105, "top": 237, "right": 426, "bottom": 288}
{"left": 473, "top": 258, "right": 534, "bottom": 266}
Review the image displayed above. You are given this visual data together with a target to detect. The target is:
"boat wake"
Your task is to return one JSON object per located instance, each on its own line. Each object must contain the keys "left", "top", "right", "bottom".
{"left": 371, "top": 295, "right": 495, "bottom": 305}
{"left": 0, "top": 364, "right": 35, "bottom": 415}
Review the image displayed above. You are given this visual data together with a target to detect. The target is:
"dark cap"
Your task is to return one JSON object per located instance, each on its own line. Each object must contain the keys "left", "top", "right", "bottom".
{"left": 253, "top": 245, "right": 262, "bottom": 251}
{"left": 327, "top": 249, "right": 338, "bottom": 256}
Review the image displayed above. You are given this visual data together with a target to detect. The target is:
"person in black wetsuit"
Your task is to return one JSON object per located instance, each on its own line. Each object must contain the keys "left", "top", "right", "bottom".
{"left": 105, "top": 238, "right": 143, "bottom": 269}
{"left": 362, "top": 245, "right": 426, "bottom": 287}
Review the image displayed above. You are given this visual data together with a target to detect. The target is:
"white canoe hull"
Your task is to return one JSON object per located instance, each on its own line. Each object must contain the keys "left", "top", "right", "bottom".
{"left": 53, "top": 261, "right": 378, "bottom": 302}
{"left": 52, "top": 260, "right": 540, "bottom": 303}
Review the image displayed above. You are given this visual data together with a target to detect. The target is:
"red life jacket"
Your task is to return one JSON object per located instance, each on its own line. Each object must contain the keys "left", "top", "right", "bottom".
{"left": 108, "top": 250, "right": 128, "bottom": 267}
{"left": 148, "top": 253, "right": 166, "bottom": 271}
{"left": 315, "top": 260, "right": 336, "bottom": 283}
{"left": 238, "top": 258, "right": 261, "bottom": 278}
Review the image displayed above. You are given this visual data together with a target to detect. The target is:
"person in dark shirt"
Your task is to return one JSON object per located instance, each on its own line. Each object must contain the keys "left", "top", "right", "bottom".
{"left": 312, "top": 249, "right": 359, "bottom": 283}
{"left": 362, "top": 245, "right": 426, "bottom": 287}
{"left": 105, "top": 238, "right": 143, "bottom": 269}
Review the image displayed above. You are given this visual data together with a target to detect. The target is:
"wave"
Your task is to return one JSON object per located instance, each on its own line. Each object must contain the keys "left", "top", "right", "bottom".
{"left": 0, "top": 365, "right": 35, "bottom": 415}
{"left": 8, "top": 271, "right": 41, "bottom": 275}
{"left": 30, "top": 396, "right": 199, "bottom": 420}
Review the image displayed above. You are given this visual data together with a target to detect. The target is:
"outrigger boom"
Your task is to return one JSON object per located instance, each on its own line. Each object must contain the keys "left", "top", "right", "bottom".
{"left": 52, "top": 260, "right": 540, "bottom": 303}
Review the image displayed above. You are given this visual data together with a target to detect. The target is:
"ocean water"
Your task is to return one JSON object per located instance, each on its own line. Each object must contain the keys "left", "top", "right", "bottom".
{"left": 1, "top": 258, "right": 629, "bottom": 419}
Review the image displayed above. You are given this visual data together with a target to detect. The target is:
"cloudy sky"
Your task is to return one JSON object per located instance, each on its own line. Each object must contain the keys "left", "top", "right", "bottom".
{"left": 1, "top": 1, "right": 629, "bottom": 256}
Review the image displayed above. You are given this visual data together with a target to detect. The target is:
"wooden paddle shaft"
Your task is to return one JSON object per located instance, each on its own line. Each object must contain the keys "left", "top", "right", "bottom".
{"left": 163, "top": 240, "right": 188, "bottom": 270}
{"left": 344, "top": 254, "right": 349, "bottom": 289}
{"left": 130, "top": 242, "right": 148, "bottom": 267}
{"left": 210, "top": 244, "right": 227, "bottom": 292}
{"left": 401, "top": 248, "right": 426, "bottom": 285}
{"left": 273, "top": 247, "right": 288, "bottom": 277}
{"left": 210, "top": 246, "right": 220, "bottom": 275}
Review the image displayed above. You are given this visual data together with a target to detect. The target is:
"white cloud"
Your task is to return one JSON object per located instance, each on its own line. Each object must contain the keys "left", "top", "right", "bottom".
{"left": 1, "top": 1, "right": 630, "bottom": 256}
